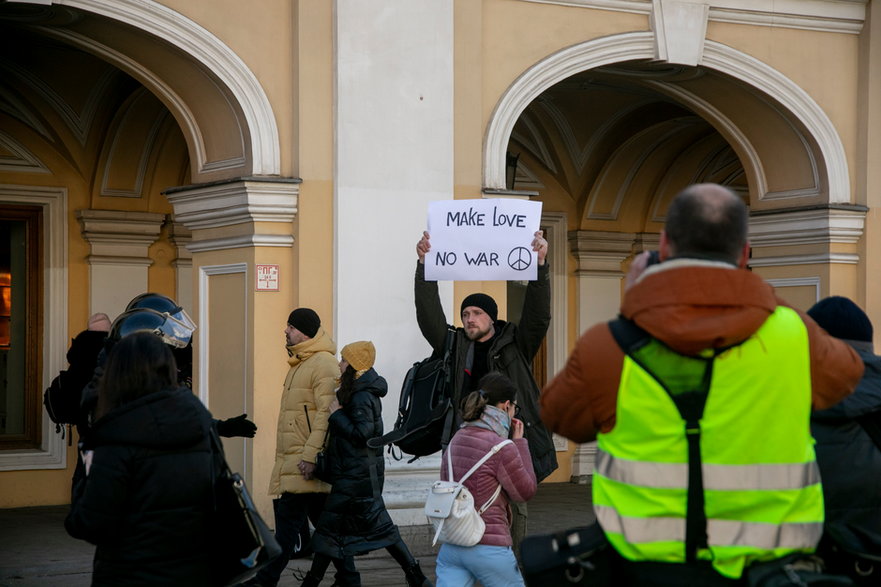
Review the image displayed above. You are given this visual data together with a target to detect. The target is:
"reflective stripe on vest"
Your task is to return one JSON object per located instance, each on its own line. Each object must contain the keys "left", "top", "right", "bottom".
{"left": 596, "top": 450, "right": 821, "bottom": 491}
{"left": 595, "top": 505, "right": 823, "bottom": 550}
{"left": 594, "top": 306, "right": 823, "bottom": 579}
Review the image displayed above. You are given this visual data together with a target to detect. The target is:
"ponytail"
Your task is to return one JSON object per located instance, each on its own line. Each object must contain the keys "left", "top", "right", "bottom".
{"left": 459, "top": 372, "right": 517, "bottom": 422}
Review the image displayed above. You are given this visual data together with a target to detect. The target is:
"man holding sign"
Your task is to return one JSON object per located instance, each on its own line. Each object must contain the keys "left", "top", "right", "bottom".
{"left": 414, "top": 203, "right": 558, "bottom": 551}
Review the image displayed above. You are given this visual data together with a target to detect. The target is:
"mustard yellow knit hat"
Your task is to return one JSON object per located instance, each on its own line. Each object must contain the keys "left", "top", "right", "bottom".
{"left": 341, "top": 341, "right": 375, "bottom": 372}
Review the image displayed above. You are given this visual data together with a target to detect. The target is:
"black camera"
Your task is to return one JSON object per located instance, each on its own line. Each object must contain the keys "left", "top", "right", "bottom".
{"left": 646, "top": 250, "right": 661, "bottom": 266}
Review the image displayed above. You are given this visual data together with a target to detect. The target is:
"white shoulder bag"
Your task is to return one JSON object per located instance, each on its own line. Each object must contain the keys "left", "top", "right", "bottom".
{"left": 424, "top": 438, "right": 513, "bottom": 547}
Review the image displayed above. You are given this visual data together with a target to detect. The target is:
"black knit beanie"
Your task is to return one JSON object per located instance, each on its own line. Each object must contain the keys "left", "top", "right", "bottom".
{"left": 287, "top": 308, "right": 321, "bottom": 338}
{"left": 460, "top": 293, "right": 498, "bottom": 323}
{"left": 807, "top": 296, "right": 873, "bottom": 342}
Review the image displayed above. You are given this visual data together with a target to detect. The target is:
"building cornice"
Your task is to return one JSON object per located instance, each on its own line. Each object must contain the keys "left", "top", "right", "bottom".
{"left": 748, "top": 206, "right": 866, "bottom": 247}
{"left": 163, "top": 177, "right": 300, "bottom": 231}
{"left": 519, "top": 0, "right": 866, "bottom": 34}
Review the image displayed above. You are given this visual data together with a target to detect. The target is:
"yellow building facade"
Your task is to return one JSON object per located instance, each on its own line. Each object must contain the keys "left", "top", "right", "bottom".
{"left": 0, "top": 0, "right": 879, "bottom": 524}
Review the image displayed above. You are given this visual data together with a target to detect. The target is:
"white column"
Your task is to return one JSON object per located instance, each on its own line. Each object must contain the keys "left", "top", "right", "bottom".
{"left": 77, "top": 210, "right": 165, "bottom": 321}
{"left": 335, "top": 0, "right": 454, "bottom": 523}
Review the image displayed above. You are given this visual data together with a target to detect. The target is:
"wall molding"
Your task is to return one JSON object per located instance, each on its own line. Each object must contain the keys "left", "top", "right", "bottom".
{"left": 484, "top": 33, "right": 851, "bottom": 206}
{"left": 749, "top": 253, "right": 859, "bottom": 267}
{"left": 164, "top": 178, "right": 300, "bottom": 233}
{"left": 765, "top": 276, "right": 821, "bottom": 304}
{"left": 49, "top": 0, "right": 280, "bottom": 175}
{"left": 197, "top": 263, "right": 248, "bottom": 408}
{"left": 0, "top": 185, "right": 68, "bottom": 471}
{"left": 749, "top": 207, "right": 866, "bottom": 247}
{"left": 518, "top": 0, "right": 866, "bottom": 33}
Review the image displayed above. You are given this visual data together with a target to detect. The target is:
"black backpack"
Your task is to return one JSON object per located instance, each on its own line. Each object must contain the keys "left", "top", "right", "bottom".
{"left": 43, "top": 370, "right": 82, "bottom": 427}
{"left": 367, "top": 328, "right": 455, "bottom": 460}
{"left": 43, "top": 330, "right": 106, "bottom": 436}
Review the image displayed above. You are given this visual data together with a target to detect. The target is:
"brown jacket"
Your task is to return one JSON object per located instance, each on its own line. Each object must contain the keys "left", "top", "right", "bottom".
{"left": 541, "top": 259, "right": 864, "bottom": 443}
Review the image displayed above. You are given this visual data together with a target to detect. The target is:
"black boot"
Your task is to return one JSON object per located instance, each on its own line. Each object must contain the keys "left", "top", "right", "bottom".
{"left": 403, "top": 561, "right": 433, "bottom": 587}
{"left": 299, "top": 571, "right": 323, "bottom": 587}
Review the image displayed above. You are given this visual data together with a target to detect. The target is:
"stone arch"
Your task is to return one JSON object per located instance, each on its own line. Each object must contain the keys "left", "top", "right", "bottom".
{"left": 39, "top": 0, "right": 280, "bottom": 180}
{"left": 484, "top": 31, "right": 849, "bottom": 205}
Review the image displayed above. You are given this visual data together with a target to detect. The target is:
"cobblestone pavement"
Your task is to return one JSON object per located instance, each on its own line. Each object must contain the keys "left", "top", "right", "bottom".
{"left": 0, "top": 481, "right": 594, "bottom": 587}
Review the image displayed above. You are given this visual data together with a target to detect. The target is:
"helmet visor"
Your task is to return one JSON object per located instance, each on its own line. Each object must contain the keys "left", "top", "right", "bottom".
{"left": 158, "top": 308, "right": 196, "bottom": 348}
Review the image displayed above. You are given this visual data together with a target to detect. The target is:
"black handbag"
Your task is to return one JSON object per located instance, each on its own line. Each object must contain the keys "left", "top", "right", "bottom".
{"left": 520, "top": 523, "right": 612, "bottom": 586}
{"left": 747, "top": 554, "right": 855, "bottom": 586}
{"left": 209, "top": 429, "right": 282, "bottom": 586}
{"left": 313, "top": 447, "right": 331, "bottom": 483}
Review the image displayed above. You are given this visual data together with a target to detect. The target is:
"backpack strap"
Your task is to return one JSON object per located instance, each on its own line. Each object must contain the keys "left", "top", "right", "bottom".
{"left": 453, "top": 438, "right": 514, "bottom": 484}
{"left": 607, "top": 317, "right": 711, "bottom": 564}
{"left": 607, "top": 316, "right": 651, "bottom": 354}
{"left": 477, "top": 484, "right": 504, "bottom": 514}
{"left": 445, "top": 438, "right": 513, "bottom": 517}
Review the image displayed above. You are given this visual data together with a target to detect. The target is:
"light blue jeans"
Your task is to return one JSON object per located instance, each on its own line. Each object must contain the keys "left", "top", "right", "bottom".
{"left": 436, "top": 543, "right": 525, "bottom": 587}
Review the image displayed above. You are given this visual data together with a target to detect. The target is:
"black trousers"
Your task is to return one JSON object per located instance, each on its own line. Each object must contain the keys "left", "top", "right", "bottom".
{"left": 255, "top": 492, "right": 359, "bottom": 586}
{"left": 308, "top": 539, "right": 416, "bottom": 587}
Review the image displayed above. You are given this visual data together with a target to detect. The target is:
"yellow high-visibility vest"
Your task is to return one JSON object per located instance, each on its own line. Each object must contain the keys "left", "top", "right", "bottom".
{"left": 594, "top": 306, "right": 824, "bottom": 579}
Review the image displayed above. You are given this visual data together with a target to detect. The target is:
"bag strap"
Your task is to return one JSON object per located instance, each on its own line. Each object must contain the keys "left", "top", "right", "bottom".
{"left": 440, "top": 327, "right": 458, "bottom": 445}
{"left": 304, "top": 405, "right": 330, "bottom": 448}
{"left": 477, "top": 483, "right": 503, "bottom": 514}
{"left": 608, "top": 317, "right": 711, "bottom": 564}
{"left": 208, "top": 425, "right": 232, "bottom": 478}
{"left": 451, "top": 438, "right": 513, "bottom": 484}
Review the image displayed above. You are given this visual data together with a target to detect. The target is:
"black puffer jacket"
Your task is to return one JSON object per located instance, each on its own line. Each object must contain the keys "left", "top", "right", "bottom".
{"left": 65, "top": 387, "right": 215, "bottom": 586}
{"left": 312, "top": 369, "right": 401, "bottom": 557}
{"left": 415, "top": 261, "right": 558, "bottom": 481}
{"left": 812, "top": 342, "right": 881, "bottom": 555}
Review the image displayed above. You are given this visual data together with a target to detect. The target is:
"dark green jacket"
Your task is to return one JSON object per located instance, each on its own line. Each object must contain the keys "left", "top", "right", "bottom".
{"left": 414, "top": 261, "right": 558, "bottom": 482}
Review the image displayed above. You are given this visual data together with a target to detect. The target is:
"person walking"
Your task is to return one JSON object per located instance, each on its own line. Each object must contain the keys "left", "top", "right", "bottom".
{"left": 434, "top": 372, "right": 536, "bottom": 587}
{"left": 541, "top": 183, "right": 864, "bottom": 585}
{"left": 65, "top": 332, "right": 216, "bottom": 585}
{"left": 806, "top": 296, "right": 881, "bottom": 585}
{"left": 246, "top": 308, "right": 358, "bottom": 587}
{"left": 414, "top": 229, "right": 556, "bottom": 549}
{"left": 301, "top": 341, "right": 432, "bottom": 587}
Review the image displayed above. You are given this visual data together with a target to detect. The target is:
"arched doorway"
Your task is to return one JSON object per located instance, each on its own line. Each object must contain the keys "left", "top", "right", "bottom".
{"left": 0, "top": 1, "right": 293, "bottom": 506}
{"left": 486, "top": 32, "right": 864, "bottom": 481}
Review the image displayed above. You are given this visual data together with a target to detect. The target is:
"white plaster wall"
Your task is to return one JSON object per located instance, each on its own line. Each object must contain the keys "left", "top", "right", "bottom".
{"left": 334, "top": 0, "right": 454, "bottom": 517}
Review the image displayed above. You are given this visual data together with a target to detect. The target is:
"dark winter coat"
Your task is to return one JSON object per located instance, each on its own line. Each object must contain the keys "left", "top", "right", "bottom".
{"left": 65, "top": 387, "right": 216, "bottom": 586}
{"left": 415, "top": 261, "right": 558, "bottom": 482}
{"left": 311, "top": 368, "right": 402, "bottom": 558}
{"left": 812, "top": 341, "right": 881, "bottom": 555}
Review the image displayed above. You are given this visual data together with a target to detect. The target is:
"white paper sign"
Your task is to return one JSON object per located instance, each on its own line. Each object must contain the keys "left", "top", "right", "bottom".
{"left": 425, "top": 198, "right": 543, "bottom": 281}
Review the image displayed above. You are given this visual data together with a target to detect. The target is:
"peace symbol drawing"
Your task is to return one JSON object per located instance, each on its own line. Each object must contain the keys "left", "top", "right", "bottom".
{"left": 508, "top": 247, "right": 533, "bottom": 271}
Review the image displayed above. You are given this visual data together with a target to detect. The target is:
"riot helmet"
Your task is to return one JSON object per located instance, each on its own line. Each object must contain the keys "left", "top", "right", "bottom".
{"left": 108, "top": 308, "right": 195, "bottom": 349}
{"left": 124, "top": 293, "right": 196, "bottom": 342}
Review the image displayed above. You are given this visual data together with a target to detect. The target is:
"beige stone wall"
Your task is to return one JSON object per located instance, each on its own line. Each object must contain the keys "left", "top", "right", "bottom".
{"left": 1, "top": 0, "right": 877, "bottom": 506}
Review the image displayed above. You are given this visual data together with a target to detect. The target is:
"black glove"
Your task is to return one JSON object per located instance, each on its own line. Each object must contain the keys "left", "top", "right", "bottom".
{"left": 216, "top": 414, "right": 257, "bottom": 438}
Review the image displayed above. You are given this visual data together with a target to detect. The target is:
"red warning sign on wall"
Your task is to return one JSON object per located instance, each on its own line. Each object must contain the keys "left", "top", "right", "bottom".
{"left": 256, "top": 264, "right": 279, "bottom": 291}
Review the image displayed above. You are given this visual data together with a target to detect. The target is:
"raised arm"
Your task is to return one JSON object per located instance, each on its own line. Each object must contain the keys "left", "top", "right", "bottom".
{"left": 415, "top": 231, "right": 450, "bottom": 353}
{"left": 515, "top": 230, "right": 551, "bottom": 361}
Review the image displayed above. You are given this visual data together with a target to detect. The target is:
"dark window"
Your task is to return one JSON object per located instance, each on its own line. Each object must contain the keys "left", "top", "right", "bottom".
{"left": 0, "top": 205, "right": 43, "bottom": 449}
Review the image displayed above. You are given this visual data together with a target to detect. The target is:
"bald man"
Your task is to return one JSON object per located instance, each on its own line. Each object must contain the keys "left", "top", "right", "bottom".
{"left": 541, "top": 183, "right": 863, "bottom": 585}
